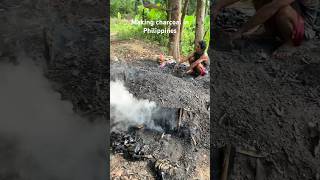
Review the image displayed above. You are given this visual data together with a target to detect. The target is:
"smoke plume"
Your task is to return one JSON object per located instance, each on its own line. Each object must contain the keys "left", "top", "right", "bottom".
{"left": 0, "top": 56, "right": 106, "bottom": 180}
{"left": 110, "top": 80, "right": 163, "bottom": 131}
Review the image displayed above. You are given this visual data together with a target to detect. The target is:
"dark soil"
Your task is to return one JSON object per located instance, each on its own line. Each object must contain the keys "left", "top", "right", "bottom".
{"left": 0, "top": 0, "right": 107, "bottom": 179}
{"left": 0, "top": 0, "right": 108, "bottom": 116}
{"left": 211, "top": 7, "right": 320, "bottom": 180}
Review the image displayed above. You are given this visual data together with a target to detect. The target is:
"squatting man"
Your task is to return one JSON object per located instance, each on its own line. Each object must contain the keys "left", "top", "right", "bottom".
{"left": 213, "top": 0, "right": 319, "bottom": 59}
{"left": 160, "top": 40, "right": 209, "bottom": 78}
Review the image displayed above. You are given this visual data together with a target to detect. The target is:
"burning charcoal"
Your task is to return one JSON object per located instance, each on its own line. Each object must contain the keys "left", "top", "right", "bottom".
{"left": 111, "top": 133, "right": 153, "bottom": 161}
{"left": 124, "top": 139, "right": 129, "bottom": 145}
{"left": 127, "top": 143, "right": 153, "bottom": 160}
{"left": 114, "top": 145, "right": 124, "bottom": 153}
{"left": 122, "top": 134, "right": 136, "bottom": 144}
{"left": 111, "top": 132, "right": 141, "bottom": 156}
{"left": 126, "top": 144, "right": 136, "bottom": 152}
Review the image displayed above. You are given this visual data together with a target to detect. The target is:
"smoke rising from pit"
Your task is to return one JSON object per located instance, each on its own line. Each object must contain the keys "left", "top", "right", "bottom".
{"left": 0, "top": 57, "right": 106, "bottom": 180}
{"left": 110, "top": 80, "right": 165, "bottom": 132}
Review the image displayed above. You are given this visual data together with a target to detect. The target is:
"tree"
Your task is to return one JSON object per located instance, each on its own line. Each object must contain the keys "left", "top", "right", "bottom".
{"left": 142, "top": 0, "right": 173, "bottom": 10}
{"left": 168, "top": 0, "right": 181, "bottom": 61}
{"left": 166, "top": 0, "right": 171, "bottom": 21}
{"left": 179, "top": 0, "right": 189, "bottom": 49}
{"left": 187, "top": 0, "right": 196, "bottom": 16}
{"left": 205, "top": 0, "right": 210, "bottom": 16}
{"left": 134, "top": 0, "right": 139, "bottom": 15}
{"left": 195, "top": 0, "right": 205, "bottom": 47}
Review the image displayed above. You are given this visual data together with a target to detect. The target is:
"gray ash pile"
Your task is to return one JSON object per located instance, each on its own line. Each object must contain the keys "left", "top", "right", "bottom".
{"left": 160, "top": 61, "right": 191, "bottom": 78}
{"left": 215, "top": 8, "right": 250, "bottom": 30}
{"left": 315, "top": 13, "right": 320, "bottom": 39}
{"left": 315, "top": 26, "right": 320, "bottom": 39}
{"left": 45, "top": 20, "right": 108, "bottom": 117}
{"left": 212, "top": 8, "right": 251, "bottom": 51}
{"left": 110, "top": 49, "right": 209, "bottom": 179}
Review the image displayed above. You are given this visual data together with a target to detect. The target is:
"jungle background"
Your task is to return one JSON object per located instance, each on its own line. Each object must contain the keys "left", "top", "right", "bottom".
{"left": 110, "top": 0, "right": 210, "bottom": 58}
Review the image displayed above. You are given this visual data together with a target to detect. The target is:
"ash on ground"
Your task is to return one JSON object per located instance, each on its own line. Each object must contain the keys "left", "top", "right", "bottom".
{"left": 212, "top": 5, "right": 320, "bottom": 180}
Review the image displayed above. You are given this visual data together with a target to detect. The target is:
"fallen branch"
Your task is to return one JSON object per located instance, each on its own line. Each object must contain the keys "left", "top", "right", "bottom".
{"left": 236, "top": 147, "right": 268, "bottom": 158}
{"left": 177, "top": 108, "right": 183, "bottom": 130}
{"left": 221, "top": 145, "right": 232, "bottom": 180}
{"left": 219, "top": 113, "right": 227, "bottom": 125}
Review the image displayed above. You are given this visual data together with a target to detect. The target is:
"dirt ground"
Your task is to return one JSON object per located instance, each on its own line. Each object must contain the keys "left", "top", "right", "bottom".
{"left": 211, "top": 4, "right": 320, "bottom": 180}
{"left": 110, "top": 28, "right": 210, "bottom": 179}
{"left": 110, "top": 38, "right": 163, "bottom": 62}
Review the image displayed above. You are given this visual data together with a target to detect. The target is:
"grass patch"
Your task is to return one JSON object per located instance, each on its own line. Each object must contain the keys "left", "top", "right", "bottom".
{"left": 110, "top": 15, "right": 210, "bottom": 56}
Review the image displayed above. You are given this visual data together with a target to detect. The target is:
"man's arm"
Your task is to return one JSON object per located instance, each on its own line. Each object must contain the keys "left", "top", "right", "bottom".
{"left": 236, "top": 0, "right": 294, "bottom": 36}
{"left": 189, "top": 55, "right": 208, "bottom": 69}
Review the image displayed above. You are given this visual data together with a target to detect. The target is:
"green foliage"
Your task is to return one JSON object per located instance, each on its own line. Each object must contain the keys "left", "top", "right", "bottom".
{"left": 117, "top": 12, "right": 122, "bottom": 19}
{"left": 204, "top": 15, "right": 210, "bottom": 50}
{"left": 110, "top": 18, "right": 140, "bottom": 40}
{"left": 110, "top": 0, "right": 136, "bottom": 17}
{"left": 187, "top": 0, "right": 197, "bottom": 15}
{"left": 111, "top": 2, "right": 211, "bottom": 56}
{"left": 180, "top": 15, "right": 210, "bottom": 55}
{"left": 181, "top": 15, "right": 195, "bottom": 55}
{"left": 132, "top": 6, "right": 169, "bottom": 47}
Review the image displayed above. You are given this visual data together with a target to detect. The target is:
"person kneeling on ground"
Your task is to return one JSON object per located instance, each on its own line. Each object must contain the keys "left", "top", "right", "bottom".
{"left": 178, "top": 40, "right": 209, "bottom": 77}
{"left": 213, "top": 0, "right": 319, "bottom": 59}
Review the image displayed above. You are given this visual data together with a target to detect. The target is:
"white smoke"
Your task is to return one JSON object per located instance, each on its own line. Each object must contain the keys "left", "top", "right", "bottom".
{"left": 110, "top": 80, "right": 162, "bottom": 131}
{"left": 0, "top": 57, "right": 105, "bottom": 180}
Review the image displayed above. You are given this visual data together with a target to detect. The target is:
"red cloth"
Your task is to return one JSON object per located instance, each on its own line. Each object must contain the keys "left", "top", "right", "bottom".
{"left": 292, "top": 13, "right": 305, "bottom": 46}
{"left": 198, "top": 66, "right": 207, "bottom": 76}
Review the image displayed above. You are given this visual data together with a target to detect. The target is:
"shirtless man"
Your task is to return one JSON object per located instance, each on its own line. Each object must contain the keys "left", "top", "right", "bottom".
{"left": 213, "top": 0, "right": 319, "bottom": 58}
{"left": 179, "top": 40, "right": 209, "bottom": 77}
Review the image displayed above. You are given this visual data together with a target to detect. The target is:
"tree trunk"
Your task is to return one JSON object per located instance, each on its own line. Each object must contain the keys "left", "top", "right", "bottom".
{"left": 179, "top": 0, "right": 189, "bottom": 50}
{"left": 168, "top": 0, "right": 181, "bottom": 61}
{"left": 195, "top": 0, "right": 205, "bottom": 47}
{"left": 142, "top": 8, "right": 145, "bottom": 21}
{"left": 134, "top": 0, "right": 139, "bottom": 15}
{"left": 205, "top": 0, "right": 209, "bottom": 16}
{"left": 166, "top": 0, "right": 170, "bottom": 22}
